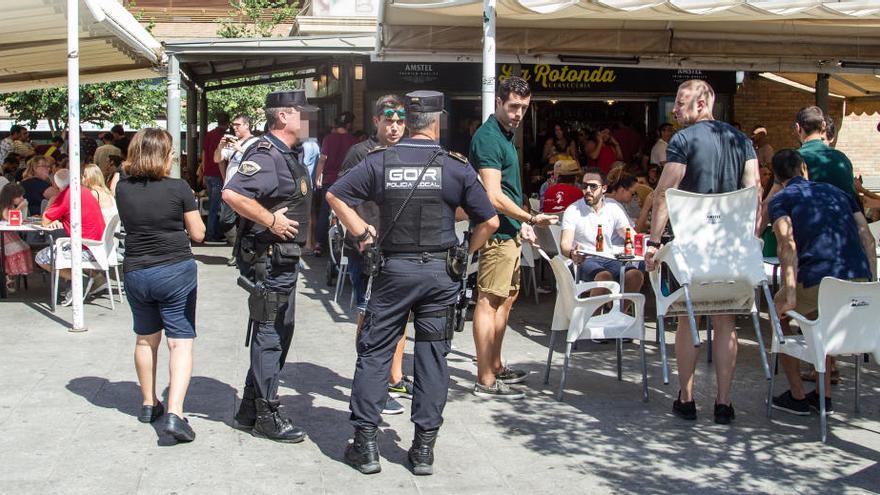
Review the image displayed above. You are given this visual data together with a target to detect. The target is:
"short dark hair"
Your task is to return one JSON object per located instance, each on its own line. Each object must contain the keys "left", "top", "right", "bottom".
{"left": 658, "top": 123, "right": 673, "bottom": 134}
{"left": 9, "top": 125, "right": 24, "bottom": 136}
{"left": 825, "top": 115, "right": 836, "bottom": 141}
{"left": 374, "top": 94, "right": 404, "bottom": 116}
{"left": 233, "top": 113, "right": 252, "bottom": 128}
{"left": 335, "top": 111, "right": 355, "bottom": 127}
{"left": 771, "top": 149, "right": 804, "bottom": 183}
{"left": 100, "top": 132, "right": 113, "bottom": 142}
{"left": 796, "top": 106, "right": 825, "bottom": 135}
{"left": 110, "top": 124, "right": 124, "bottom": 135}
{"left": 51, "top": 136, "right": 64, "bottom": 144}
{"left": 582, "top": 166, "right": 607, "bottom": 185}
{"left": 216, "top": 111, "right": 230, "bottom": 126}
{"left": 557, "top": 174, "right": 578, "bottom": 184}
{"left": 498, "top": 76, "right": 531, "bottom": 103}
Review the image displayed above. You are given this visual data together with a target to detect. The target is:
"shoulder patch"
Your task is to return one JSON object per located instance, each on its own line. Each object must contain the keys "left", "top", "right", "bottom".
{"left": 257, "top": 140, "right": 272, "bottom": 150}
{"left": 367, "top": 146, "right": 387, "bottom": 155}
{"left": 447, "top": 151, "right": 468, "bottom": 164}
{"left": 238, "top": 160, "right": 262, "bottom": 176}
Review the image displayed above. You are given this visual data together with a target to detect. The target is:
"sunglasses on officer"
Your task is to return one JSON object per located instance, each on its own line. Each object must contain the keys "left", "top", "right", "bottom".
{"left": 382, "top": 108, "right": 406, "bottom": 119}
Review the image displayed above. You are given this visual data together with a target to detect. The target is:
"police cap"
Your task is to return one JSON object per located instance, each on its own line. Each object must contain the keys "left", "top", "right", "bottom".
{"left": 265, "top": 90, "right": 319, "bottom": 112}
{"left": 405, "top": 91, "right": 445, "bottom": 113}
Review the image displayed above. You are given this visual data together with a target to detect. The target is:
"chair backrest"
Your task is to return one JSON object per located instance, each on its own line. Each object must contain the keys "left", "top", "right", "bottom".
{"left": 868, "top": 221, "right": 880, "bottom": 246}
{"left": 454, "top": 220, "right": 469, "bottom": 244}
{"left": 816, "top": 277, "right": 880, "bottom": 357}
{"left": 665, "top": 187, "right": 765, "bottom": 290}
{"left": 548, "top": 255, "right": 577, "bottom": 331}
{"left": 548, "top": 224, "right": 562, "bottom": 255}
{"left": 529, "top": 197, "right": 541, "bottom": 213}
{"left": 88, "top": 214, "right": 120, "bottom": 270}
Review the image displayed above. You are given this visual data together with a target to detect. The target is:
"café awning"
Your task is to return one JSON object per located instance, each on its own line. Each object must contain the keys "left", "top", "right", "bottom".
{"left": 377, "top": 0, "right": 880, "bottom": 74}
{"left": 0, "top": 0, "right": 163, "bottom": 94}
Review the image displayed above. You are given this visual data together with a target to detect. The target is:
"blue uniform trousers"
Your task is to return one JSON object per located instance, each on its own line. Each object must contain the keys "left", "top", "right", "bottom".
{"left": 239, "top": 256, "right": 299, "bottom": 401}
{"left": 350, "top": 257, "right": 458, "bottom": 431}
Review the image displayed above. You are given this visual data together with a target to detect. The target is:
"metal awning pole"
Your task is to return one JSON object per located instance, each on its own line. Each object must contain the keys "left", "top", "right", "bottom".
{"left": 482, "top": 0, "right": 496, "bottom": 121}
{"left": 67, "top": 0, "right": 86, "bottom": 332}
{"left": 167, "top": 53, "right": 182, "bottom": 178}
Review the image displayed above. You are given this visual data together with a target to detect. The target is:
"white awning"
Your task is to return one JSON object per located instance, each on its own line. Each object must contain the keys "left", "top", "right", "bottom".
{"left": 377, "top": 0, "right": 880, "bottom": 74}
{"left": 0, "top": 0, "right": 163, "bottom": 94}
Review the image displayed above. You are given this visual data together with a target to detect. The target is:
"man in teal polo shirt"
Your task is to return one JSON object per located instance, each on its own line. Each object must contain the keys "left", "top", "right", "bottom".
{"left": 469, "top": 76, "right": 558, "bottom": 399}
{"left": 795, "top": 106, "right": 857, "bottom": 203}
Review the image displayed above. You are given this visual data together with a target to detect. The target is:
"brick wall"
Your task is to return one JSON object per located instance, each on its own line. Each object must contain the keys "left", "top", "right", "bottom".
{"left": 734, "top": 76, "right": 880, "bottom": 179}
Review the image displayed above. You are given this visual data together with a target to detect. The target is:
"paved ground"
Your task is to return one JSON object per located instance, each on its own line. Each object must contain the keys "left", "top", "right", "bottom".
{"left": 1, "top": 245, "right": 880, "bottom": 494}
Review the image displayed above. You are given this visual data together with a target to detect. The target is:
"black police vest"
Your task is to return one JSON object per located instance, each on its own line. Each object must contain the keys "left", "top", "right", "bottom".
{"left": 378, "top": 147, "right": 457, "bottom": 253}
{"left": 240, "top": 138, "right": 312, "bottom": 246}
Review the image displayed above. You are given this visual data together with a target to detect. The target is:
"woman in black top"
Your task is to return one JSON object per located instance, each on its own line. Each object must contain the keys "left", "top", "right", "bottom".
{"left": 116, "top": 128, "right": 205, "bottom": 443}
{"left": 20, "top": 155, "right": 57, "bottom": 215}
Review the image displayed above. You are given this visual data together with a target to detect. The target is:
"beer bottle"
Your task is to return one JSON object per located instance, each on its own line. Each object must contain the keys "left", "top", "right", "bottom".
{"left": 624, "top": 227, "right": 634, "bottom": 255}
{"left": 595, "top": 224, "right": 604, "bottom": 252}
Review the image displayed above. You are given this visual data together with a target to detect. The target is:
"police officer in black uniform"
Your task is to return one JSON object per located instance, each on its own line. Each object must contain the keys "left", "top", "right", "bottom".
{"left": 222, "top": 90, "right": 317, "bottom": 443}
{"left": 326, "top": 91, "right": 499, "bottom": 475}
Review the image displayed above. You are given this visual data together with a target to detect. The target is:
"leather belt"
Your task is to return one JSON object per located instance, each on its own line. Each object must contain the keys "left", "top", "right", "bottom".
{"left": 383, "top": 251, "right": 447, "bottom": 262}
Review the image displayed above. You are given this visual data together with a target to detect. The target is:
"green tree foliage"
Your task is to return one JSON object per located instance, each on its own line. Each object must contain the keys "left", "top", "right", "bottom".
{"left": 0, "top": 80, "right": 165, "bottom": 131}
{"left": 217, "top": 0, "right": 299, "bottom": 39}
{"left": 206, "top": 76, "right": 302, "bottom": 126}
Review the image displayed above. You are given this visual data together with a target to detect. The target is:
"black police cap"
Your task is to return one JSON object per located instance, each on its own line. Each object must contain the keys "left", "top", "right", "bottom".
{"left": 405, "top": 90, "right": 445, "bottom": 113}
{"left": 265, "top": 90, "right": 319, "bottom": 112}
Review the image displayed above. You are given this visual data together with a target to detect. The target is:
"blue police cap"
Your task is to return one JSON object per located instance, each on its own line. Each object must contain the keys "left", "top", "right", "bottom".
{"left": 265, "top": 90, "right": 319, "bottom": 112}
{"left": 405, "top": 91, "right": 445, "bottom": 113}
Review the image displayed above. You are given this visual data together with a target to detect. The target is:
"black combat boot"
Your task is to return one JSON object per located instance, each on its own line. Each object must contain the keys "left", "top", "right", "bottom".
{"left": 234, "top": 387, "right": 256, "bottom": 429}
{"left": 344, "top": 425, "right": 381, "bottom": 474}
{"left": 251, "top": 399, "right": 306, "bottom": 443}
{"left": 407, "top": 426, "right": 438, "bottom": 475}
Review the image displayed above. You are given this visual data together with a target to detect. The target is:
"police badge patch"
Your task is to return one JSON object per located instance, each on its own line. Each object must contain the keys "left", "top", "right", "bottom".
{"left": 300, "top": 177, "right": 309, "bottom": 195}
{"left": 238, "top": 160, "right": 261, "bottom": 176}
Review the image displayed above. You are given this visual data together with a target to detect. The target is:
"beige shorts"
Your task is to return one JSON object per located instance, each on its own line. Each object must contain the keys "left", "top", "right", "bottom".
{"left": 477, "top": 236, "right": 522, "bottom": 298}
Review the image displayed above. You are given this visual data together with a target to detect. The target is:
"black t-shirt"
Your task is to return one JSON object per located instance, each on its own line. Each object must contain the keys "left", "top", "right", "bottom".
{"left": 116, "top": 175, "right": 198, "bottom": 272}
{"left": 666, "top": 120, "right": 757, "bottom": 194}
{"left": 21, "top": 177, "right": 50, "bottom": 215}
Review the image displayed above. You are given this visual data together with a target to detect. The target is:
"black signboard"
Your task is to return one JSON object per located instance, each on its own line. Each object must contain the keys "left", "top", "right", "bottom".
{"left": 367, "top": 62, "right": 735, "bottom": 94}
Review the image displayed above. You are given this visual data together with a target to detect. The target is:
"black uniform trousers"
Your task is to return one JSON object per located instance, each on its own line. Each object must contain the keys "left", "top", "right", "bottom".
{"left": 350, "top": 256, "right": 459, "bottom": 431}
{"left": 239, "top": 255, "right": 299, "bottom": 401}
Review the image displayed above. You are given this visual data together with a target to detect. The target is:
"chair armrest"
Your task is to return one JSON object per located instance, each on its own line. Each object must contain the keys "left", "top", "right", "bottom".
{"left": 572, "top": 292, "right": 646, "bottom": 331}
{"left": 574, "top": 280, "right": 619, "bottom": 298}
{"left": 785, "top": 310, "right": 818, "bottom": 329}
{"left": 82, "top": 238, "right": 102, "bottom": 247}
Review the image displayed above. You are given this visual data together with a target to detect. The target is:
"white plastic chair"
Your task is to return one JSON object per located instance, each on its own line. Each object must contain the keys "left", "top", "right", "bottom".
{"left": 540, "top": 250, "right": 648, "bottom": 402}
{"left": 867, "top": 220, "right": 880, "bottom": 246}
{"left": 648, "top": 187, "right": 784, "bottom": 385}
{"left": 529, "top": 197, "right": 541, "bottom": 213}
{"left": 328, "top": 220, "right": 350, "bottom": 304}
{"left": 767, "top": 277, "right": 880, "bottom": 442}
{"left": 520, "top": 242, "right": 540, "bottom": 304}
{"left": 53, "top": 214, "right": 123, "bottom": 309}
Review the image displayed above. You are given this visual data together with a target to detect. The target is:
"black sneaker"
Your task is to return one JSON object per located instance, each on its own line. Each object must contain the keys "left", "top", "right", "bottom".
{"left": 713, "top": 402, "right": 735, "bottom": 425}
{"left": 473, "top": 380, "right": 524, "bottom": 400}
{"left": 771, "top": 390, "right": 810, "bottom": 416}
{"left": 382, "top": 395, "right": 404, "bottom": 415}
{"left": 495, "top": 366, "right": 528, "bottom": 385}
{"left": 806, "top": 390, "right": 834, "bottom": 415}
{"left": 672, "top": 391, "right": 697, "bottom": 420}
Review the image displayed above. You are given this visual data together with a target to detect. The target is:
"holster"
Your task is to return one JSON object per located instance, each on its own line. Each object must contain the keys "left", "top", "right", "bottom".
{"left": 362, "top": 245, "right": 382, "bottom": 278}
{"left": 446, "top": 243, "right": 468, "bottom": 279}
{"left": 413, "top": 306, "right": 456, "bottom": 342}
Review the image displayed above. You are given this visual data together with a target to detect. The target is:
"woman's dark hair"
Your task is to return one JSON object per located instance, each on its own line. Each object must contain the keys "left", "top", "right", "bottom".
{"left": 124, "top": 128, "right": 173, "bottom": 180}
{"left": 771, "top": 149, "right": 804, "bottom": 183}
{"left": 607, "top": 172, "right": 637, "bottom": 193}
{"left": 0, "top": 182, "right": 25, "bottom": 211}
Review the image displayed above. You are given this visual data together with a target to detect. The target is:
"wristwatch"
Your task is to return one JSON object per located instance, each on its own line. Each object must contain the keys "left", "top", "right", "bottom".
{"left": 646, "top": 240, "right": 662, "bottom": 248}
{"left": 355, "top": 229, "right": 371, "bottom": 243}
{"left": 526, "top": 214, "right": 537, "bottom": 226}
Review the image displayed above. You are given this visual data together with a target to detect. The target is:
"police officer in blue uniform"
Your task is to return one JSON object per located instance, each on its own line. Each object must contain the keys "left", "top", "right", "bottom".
{"left": 326, "top": 91, "right": 499, "bottom": 475}
{"left": 222, "top": 90, "right": 317, "bottom": 443}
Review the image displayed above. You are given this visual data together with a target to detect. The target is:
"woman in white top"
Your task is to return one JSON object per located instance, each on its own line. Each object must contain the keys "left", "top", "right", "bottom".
{"left": 82, "top": 163, "right": 117, "bottom": 226}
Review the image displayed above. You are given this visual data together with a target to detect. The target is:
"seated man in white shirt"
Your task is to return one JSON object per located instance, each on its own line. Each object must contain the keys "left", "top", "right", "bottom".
{"left": 559, "top": 167, "right": 644, "bottom": 295}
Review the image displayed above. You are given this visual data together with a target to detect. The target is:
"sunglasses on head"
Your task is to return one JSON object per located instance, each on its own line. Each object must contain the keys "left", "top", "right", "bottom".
{"left": 382, "top": 108, "right": 405, "bottom": 119}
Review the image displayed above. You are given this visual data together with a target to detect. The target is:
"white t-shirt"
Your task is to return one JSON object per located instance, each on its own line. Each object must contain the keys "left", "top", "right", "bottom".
{"left": 561, "top": 198, "right": 633, "bottom": 251}
{"left": 222, "top": 136, "right": 259, "bottom": 186}
{"left": 650, "top": 139, "right": 667, "bottom": 165}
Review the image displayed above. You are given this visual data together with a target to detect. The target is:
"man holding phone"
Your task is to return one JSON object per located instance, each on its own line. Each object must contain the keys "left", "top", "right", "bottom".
{"left": 215, "top": 113, "right": 258, "bottom": 186}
